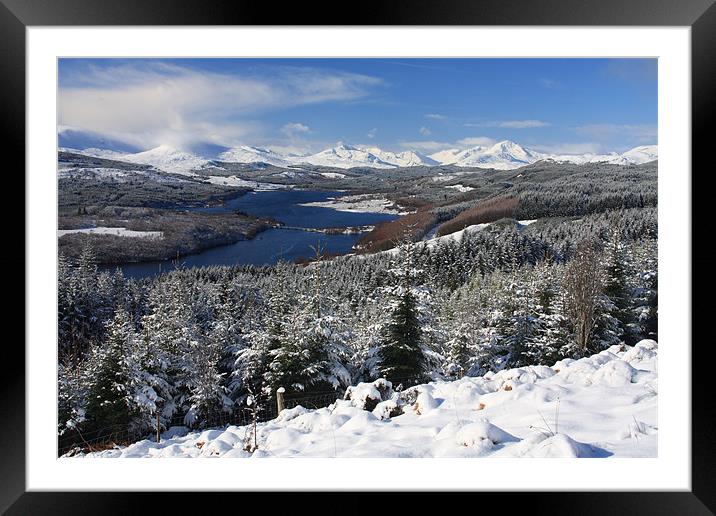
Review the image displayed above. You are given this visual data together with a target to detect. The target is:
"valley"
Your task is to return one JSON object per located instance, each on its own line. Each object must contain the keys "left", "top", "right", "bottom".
{"left": 58, "top": 142, "right": 658, "bottom": 276}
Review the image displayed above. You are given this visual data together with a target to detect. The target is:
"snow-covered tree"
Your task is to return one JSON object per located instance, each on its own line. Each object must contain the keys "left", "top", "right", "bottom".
{"left": 83, "top": 309, "right": 136, "bottom": 433}
{"left": 375, "top": 235, "right": 431, "bottom": 384}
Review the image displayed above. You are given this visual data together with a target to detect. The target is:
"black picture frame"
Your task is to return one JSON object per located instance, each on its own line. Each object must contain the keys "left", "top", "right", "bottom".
{"left": 3, "top": 0, "right": 711, "bottom": 513}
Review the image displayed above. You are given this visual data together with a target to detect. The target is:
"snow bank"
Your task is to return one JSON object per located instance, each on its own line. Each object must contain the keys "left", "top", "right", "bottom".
{"left": 74, "top": 340, "right": 658, "bottom": 459}
{"left": 344, "top": 378, "right": 393, "bottom": 411}
{"left": 454, "top": 420, "right": 518, "bottom": 447}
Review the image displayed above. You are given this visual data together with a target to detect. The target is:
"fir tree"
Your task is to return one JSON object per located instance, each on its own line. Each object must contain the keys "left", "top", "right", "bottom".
{"left": 84, "top": 309, "right": 135, "bottom": 434}
{"left": 603, "top": 223, "right": 635, "bottom": 344}
{"left": 376, "top": 235, "right": 428, "bottom": 384}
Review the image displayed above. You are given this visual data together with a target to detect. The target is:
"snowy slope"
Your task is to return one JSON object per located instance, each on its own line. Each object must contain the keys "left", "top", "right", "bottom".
{"left": 293, "top": 145, "right": 395, "bottom": 169}
{"left": 428, "top": 148, "right": 464, "bottom": 165}
{"left": 60, "top": 147, "right": 129, "bottom": 161}
{"left": 76, "top": 340, "right": 658, "bottom": 458}
{"left": 607, "top": 145, "right": 658, "bottom": 165}
{"left": 548, "top": 145, "right": 658, "bottom": 166}
{"left": 217, "top": 146, "right": 294, "bottom": 168}
{"left": 117, "top": 145, "right": 212, "bottom": 175}
{"left": 427, "top": 141, "right": 658, "bottom": 170}
{"left": 362, "top": 147, "right": 439, "bottom": 168}
{"left": 450, "top": 141, "right": 546, "bottom": 169}
{"left": 61, "top": 145, "right": 213, "bottom": 175}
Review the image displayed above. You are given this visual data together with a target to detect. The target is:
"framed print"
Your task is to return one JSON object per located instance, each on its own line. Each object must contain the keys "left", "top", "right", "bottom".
{"left": 4, "top": 0, "right": 712, "bottom": 513}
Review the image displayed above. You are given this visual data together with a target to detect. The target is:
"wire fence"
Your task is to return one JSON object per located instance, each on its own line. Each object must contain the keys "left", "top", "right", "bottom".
{"left": 58, "top": 375, "right": 431, "bottom": 456}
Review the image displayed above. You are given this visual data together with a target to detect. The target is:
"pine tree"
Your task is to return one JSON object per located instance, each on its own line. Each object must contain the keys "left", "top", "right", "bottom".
{"left": 58, "top": 360, "right": 87, "bottom": 436}
{"left": 523, "top": 262, "right": 570, "bottom": 365}
{"left": 443, "top": 321, "right": 473, "bottom": 379}
{"left": 603, "top": 223, "right": 635, "bottom": 344}
{"left": 376, "top": 235, "right": 428, "bottom": 384}
{"left": 643, "top": 272, "right": 658, "bottom": 340}
{"left": 84, "top": 309, "right": 135, "bottom": 434}
{"left": 265, "top": 245, "right": 350, "bottom": 395}
{"left": 183, "top": 335, "right": 231, "bottom": 427}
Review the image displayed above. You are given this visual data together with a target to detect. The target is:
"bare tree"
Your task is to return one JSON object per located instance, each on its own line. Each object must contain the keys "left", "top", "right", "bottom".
{"left": 563, "top": 239, "right": 603, "bottom": 353}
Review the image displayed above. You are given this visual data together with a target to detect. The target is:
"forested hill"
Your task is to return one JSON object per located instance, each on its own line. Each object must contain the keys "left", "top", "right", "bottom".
{"left": 58, "top": 199, "right": 657, "bottom": 444}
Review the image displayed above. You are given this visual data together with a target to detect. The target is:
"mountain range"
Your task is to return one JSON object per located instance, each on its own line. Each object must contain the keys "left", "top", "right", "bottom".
{"left": 60, "top": 140, "right": 658, "bottom": 174}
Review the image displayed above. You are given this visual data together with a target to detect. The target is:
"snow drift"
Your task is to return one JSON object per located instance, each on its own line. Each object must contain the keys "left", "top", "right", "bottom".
{"left": 71, "top": 340, "right": 658, "bottom": 458}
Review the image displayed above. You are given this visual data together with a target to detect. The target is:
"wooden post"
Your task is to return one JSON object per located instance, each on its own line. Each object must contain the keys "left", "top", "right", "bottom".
{"left": 276, "top": 387, "right": 285, "bottom": 414}
{"left": 156, "top": 405, "right": 161, "bottom": 443}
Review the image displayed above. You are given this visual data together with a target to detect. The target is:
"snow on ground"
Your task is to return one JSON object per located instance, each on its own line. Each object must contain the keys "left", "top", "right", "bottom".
{"left": 299, "top": 194, "right": 411, "bottom": 215}
{"left": 74, "top": 340, "right": 658, "bottom": 458}
{"left": 422, "top": 223, "right": 490, "bottom": 249}
{"left": 58, "top": 227, "right": 163, "bottom": 239}
{"left": 57, "top": 166, "right": 190, "bottom": 184}
{"left": 415, "top": 219, "right": 538, "bottom": 252}
{"left": 445, "top": 184, "right": 475, "bottom": 192}
{"left": 116, "top": 145, "right": 212, "bottom": 175}
{"left": 431, "top": 174, "right": 458, "bottom": 182}
{"left": 57, "top": 167, "right": 131, "bottom": 180}
{"left": 203, "top": 175, "right": 287, "bottom": 190}
{"left": 319, "top": 172, "right": 347, "bottom": 179}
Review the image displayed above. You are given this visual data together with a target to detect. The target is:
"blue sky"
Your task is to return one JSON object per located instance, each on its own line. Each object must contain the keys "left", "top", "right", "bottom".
{"left": 58, "top": 58, "right": 657, "bottom": 156}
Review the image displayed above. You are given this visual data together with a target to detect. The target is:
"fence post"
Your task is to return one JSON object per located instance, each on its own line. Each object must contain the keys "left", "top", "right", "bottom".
{"left": 156, "top": 403, "right": 161, "bottom": 443}
{"left": 276, "top": 387, "right": 285, "bottom": 414}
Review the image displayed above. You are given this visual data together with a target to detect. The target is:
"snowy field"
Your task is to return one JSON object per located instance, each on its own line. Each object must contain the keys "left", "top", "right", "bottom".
{"left": 58, "top": 227, "right": 163, "bottom": 239}
{"left": 445, "top": 184, "right": 475, "bottom": 192}
{"left": 203, "top": 175, "right": 287, "bottom": 190}
{"left": 73, "top": 340, "right": 657, "bottom": 459}
{"left": 416, "top": 219, "right": 538, "bottom": 251}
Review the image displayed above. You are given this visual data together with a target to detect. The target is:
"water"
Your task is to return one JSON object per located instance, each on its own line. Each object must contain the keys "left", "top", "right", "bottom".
{"left": 106, "top": 189, "right": 398, "bottom": 279}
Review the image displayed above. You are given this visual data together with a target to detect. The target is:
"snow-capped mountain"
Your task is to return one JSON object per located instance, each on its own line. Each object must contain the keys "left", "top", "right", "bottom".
{"left": 608, "top": 145, "right": 658, "bottom": 165}
{"left": 361, "top": 148, "right": 439, "bottom": 168}
{"left": 432, "top": 141, "right": 545, "bottom": 170}
{"left": 428, "top": 148, "right": 463, "bottom": 165}
{"left": 60, "top": 140, "right": 657, "bottom": 174}
{"left": 59, "top": 145, "right": 212, "bottom": 175}
{"left": 292, "top": 144, "right": 396, "bottom": 169}
{"left": 60, "top": 147, "right": 129, "bottom": 161}
{"left": 217, "top": 146, "right": 294, "bottom": 168}
{"left": 547, "top": 144, "right": 658, "bottom": 167}
{"left": 117, "top": 145, "right": 212, "bottom": 174}
{"left": 290, "top": 145, "right": 438, "bottom": 169}
{"left": 426, "top": 140, "right": 657, "bottom": 170}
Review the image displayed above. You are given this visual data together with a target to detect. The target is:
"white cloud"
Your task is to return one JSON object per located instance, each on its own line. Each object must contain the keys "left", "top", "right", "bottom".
{"left": 396, "top": 140, "right": 454, "bottom": 152}
{"left": 281, "top": 122, "right": 311, "bottom": 138}
{"left": 497, "top": 120, "right": 550, "bottom": 129}
{"left": 575, "top": 123, "right": 657, "bottom": 143}
{"left": 58, "top": 62, "right": 382, "bottom": 150}
{"left": 456, "top": 136, "right": 496, "bottom": 147}
{"left": 419, "top": 126, "right": 431, "bottom": 136}
{"left": 425, "top": 113, "right": 446, "bottom": 120}
{"left": 532, "top": 142, "right": 604, "bottom": 155}
{"left": 367, "top": 127, "right": 378, "bottom": 139}
{"left": 398, "top": 136, "right": 495, "bottom": 153}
